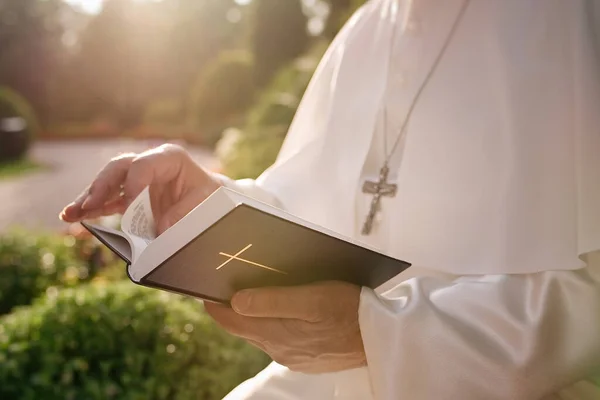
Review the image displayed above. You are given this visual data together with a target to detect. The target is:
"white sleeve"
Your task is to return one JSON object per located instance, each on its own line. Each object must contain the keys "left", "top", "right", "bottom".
{"left": 212, "top": 173, "right": 284, "bottom": 210}
{"left": 223, "top": 362, "right": 339, "bottom": 400}
{"left": 359, "top": 256, "right": 600, "bottom": 400}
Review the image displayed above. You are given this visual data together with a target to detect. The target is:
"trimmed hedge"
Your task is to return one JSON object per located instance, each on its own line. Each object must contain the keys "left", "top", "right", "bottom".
{"left": 0, "top": 282, "right": 271, "bottom": 400}
{"left": 0, "top": 231, "right": 97, "bottom": 315}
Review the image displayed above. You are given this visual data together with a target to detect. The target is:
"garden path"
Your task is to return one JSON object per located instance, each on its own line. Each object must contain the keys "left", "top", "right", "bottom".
{"left": 0, "top": 140, "right": 218, "bottom": 232}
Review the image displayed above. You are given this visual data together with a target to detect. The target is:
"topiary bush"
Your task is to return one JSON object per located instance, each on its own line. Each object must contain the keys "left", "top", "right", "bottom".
{"left": 0, "top": 87, "right": 39, "bottom": 162}
{"left": 0, "top": 282, "right": 271, "bottom": 400}
{"left": 0, "top": 231, "right": 98, "bottom": 315}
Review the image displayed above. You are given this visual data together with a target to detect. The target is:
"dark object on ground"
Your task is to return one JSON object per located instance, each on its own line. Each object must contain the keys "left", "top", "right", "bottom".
{"left": 0, "top": 87, "right": 37, "bottom": 162}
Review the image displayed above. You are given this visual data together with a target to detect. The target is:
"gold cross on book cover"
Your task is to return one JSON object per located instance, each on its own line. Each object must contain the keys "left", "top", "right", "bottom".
{"left": 81, "top": 186, "right": 411, "bottom": 304}
{"left": 217, "top": 244, "right": 287, "bottom": 275}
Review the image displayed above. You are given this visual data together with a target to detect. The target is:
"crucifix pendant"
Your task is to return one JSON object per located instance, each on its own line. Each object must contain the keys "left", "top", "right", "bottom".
{"left": 361, "top": 164, "right": 398, "bottom": 235}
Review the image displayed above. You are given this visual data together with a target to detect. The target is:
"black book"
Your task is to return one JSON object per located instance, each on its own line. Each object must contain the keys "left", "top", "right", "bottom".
{"left": 82, "top": 186, "right": 410, "bottom": 304}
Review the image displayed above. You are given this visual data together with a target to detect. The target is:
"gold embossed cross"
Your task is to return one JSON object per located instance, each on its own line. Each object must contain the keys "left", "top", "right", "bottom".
{"left": 216, "top": 244, "right": 287, "bottom": 275}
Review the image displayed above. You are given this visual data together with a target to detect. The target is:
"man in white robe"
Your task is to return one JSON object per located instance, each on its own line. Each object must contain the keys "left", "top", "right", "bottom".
{"left": 62, "top": 0, "right": 600, "bottom": 398}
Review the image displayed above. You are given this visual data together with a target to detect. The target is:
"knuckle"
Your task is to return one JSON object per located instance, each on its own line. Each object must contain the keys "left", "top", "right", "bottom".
{"left": 110, "top": 152, "right": 136, "bottom": 163}
{"left": 88, "top": 179, "right": 105, "bottom": 194}
{"left": 132, "top": 144, "right": 187, "bottom": 169}
{"left": 258, "top": 338, "right": 274, "bottom": 349}
{"left": 125, "top": 159, "right": 148, "bottom": 186}
{"left": 127, "top": 155, "right": 154, "bottom": 180}
{"left": 160, "top": 143, "right": 187, "bottom": 156}
{"left": 130, "top": 154, "right": 149, "bottom": 167}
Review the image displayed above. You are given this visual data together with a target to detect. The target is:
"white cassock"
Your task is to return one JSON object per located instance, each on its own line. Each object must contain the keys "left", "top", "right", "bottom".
{"left": 217, "top": 0, "right": 600, "bottom": 398}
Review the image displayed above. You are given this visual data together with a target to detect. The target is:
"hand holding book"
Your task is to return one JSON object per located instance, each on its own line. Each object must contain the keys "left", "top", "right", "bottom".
{"left": 61, "top": 145, "right": 409, "bottom": 305}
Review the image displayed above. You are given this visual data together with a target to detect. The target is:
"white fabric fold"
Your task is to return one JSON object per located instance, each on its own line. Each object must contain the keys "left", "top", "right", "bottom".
{"left": 359, "top": 257, "right": 600, "bottom": 400}
{"left": 222, "top": 259, "right": 600, "bottom": 400}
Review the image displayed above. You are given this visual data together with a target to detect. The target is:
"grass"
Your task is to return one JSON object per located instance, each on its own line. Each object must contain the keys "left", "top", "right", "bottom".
{"left": 0, "top": 158, "right": 44, "bottom": 180}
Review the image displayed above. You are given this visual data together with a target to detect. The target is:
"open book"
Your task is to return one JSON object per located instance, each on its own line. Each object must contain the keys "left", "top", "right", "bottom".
{"left": 82, "top": 186, "right": 411, "bottom": 304}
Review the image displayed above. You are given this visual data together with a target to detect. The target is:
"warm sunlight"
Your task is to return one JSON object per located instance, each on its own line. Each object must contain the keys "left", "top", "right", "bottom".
{"left": 64, "top": 0, "right": 103, "bottom": 14}
{"left": 64, "top": 0, "right": 167, "bottom": 15}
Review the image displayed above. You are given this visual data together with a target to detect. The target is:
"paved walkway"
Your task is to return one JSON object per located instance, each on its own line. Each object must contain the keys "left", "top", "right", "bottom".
{"left": 0, "top": 140, "right": 218, "bottom": 232}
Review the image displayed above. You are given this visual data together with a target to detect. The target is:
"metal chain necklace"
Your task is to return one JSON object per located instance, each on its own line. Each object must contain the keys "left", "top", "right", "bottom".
{"left": 361, "top": 0, "right": 471, "bottom": 235}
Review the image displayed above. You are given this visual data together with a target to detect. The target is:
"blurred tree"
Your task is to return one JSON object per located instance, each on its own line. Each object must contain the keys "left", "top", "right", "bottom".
{"left": 64, "top": 0, "right": 243, "bottom": 127}
{"left": 0, "top": 0, "right": 67, "bottom": 124}
{"left": 166, "top": 0, "right": 242, "bottom": 94}
{"left": 323, "top": 0, "right": 365, "bottom": 39}
{"left": 250, "top": 0, "right": 309, "bottom": 86}
{"left": 190, "top": 50, "right": 256, "bottom": 147}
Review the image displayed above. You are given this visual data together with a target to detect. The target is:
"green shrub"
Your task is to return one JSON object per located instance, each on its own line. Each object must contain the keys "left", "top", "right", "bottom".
{"left": 0, "top": 282, "right": 271, "bottom": 400}
{"left": 0, "top": 87, "right": 38, "bottom": 162}
{"left": 190, "top": 50, "right": 256, "bottom": 147}
{"left": 0, "top": 231, "right": 96, "bottom": 315}
{"left": 217, "top": 125, "right": 287, "bottom": 180}
{"left": 218, "top": 42, "right": 327, "bottom": 179}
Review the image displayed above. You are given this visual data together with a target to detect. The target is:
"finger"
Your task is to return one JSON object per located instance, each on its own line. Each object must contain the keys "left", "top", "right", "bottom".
{"left": 123, "top": 144, "right": 191, "bottom": 208}
{"left": 60, "top": 181, "right": 104, "bottom": 221}
{"left": 156, "top": 188, "right": 206, "bottom": 234}
{"left": 61, "top": 153, "right": 135, "bottom": 222}
{"left": 81, "top": 154, "right": 136, "bottom": 211}
{"left": 100, "top": 197, "right": 127, "bottom": 215}
{"left": 231, "top": 283, "right": 336, "bottom": 322}
{"left": 87, "top": 197, "right": 127, "bottom": 219}
{"left": 204, "top": 302, "right": 279, "bottom": 342}
{"left": 62, "top": 191, "right": 127, "bottom": 222}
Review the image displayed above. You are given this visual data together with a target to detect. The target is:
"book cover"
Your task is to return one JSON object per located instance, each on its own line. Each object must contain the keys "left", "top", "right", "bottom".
{"left": 82, "top": 187, "right": 411, "bottom": 303}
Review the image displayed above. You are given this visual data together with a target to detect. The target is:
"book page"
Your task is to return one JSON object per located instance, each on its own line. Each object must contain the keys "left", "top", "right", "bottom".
{"left": 121, "top": 186, "right": 157, "bottom": 261}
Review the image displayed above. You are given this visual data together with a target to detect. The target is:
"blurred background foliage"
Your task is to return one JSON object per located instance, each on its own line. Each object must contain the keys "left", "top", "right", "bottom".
{"left": 0, "top": 0, "right": 365, "bottom": 397}
{"left": 0, "top": 0, "right": 364, "bottom": 161}
{"left": 0, "top": 230, "right": 92, "bottom": 315}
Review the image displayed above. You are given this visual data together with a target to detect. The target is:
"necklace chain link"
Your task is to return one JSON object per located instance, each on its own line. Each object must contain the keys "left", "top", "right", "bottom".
{"left": 383, "top": 0, "right": 472, "bottom": 165}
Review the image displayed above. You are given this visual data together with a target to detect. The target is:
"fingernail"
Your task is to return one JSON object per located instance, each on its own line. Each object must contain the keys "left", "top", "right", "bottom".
{"left": 232, "top": 291, "right": 251, "bottom": 313}
{"left": 58, "top": 212, "right": 65, "bottom": 221}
